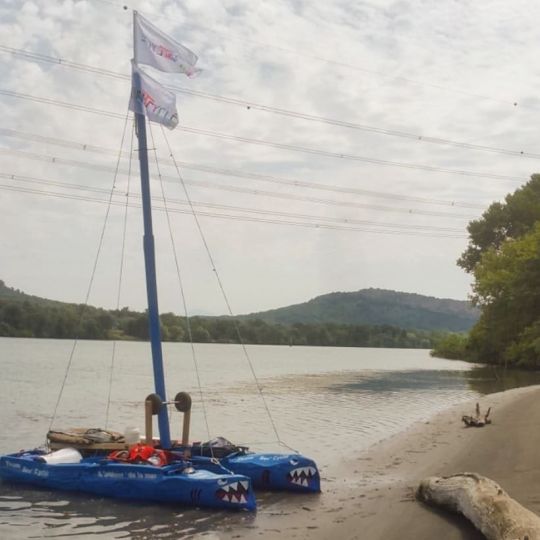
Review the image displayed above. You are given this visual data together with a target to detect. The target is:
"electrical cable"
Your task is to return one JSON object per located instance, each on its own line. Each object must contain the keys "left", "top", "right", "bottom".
{"left": 1, "top": 127, "right": 506, "bottom": 208}
{"left": 0, "top": 46, "right": 537, "bottom": 159}
{"left": 0, "top": 89, "right": 526, "bottom": 187}
{"left": 2, "top": 171, "right": 467, "bottom": 233}
{"left": 0, "top": 182, "right": 466, "bottom": 238}
{"left": 0, "top": 149, "right": 479, "bottom": 219}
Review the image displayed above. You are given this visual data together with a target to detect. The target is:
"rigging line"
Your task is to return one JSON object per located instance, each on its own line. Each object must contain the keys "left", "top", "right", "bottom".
{"left": 0, "top": 128, "right": 514, "bottom": 206}
{"left": 0, "top": 149, "right": 480, "bottom": 219}
{"left": 147, "top": 121, "right": 212, "bottom": 441}
{"left": 0, "top": 46, "right": 537, "bottom": 159}
{"left": 161, "top": 125, "right": 292, "bottom": 452}
{"left": 48, "top": 110, "right": 131, "bottom": 431}
{"left": 1, "top": 172, "right": 467, "bottom": 233}
{"left": 105, "top": 120, "right": 135, "bottom": 429}
{"left": 0, "top": 88, "right": 531, "bottom": 182}
{"left": 0, "top": 184, "right": 466, "bottom": 238}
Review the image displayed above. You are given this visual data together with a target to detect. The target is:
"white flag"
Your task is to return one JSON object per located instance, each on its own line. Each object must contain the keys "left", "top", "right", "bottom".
{"left": 134, "top": 11, "right": 201, "bottom": 77}
{"left": 129, "top": 61, "right": 179, "bottom": 130}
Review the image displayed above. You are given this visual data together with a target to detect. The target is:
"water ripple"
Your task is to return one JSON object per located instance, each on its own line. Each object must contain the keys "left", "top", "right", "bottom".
{"left": 1, "top": 340, "right": 539, "bottom": 538}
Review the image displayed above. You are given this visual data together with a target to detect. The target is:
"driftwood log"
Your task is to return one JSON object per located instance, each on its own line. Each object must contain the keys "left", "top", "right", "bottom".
{"left": 462, "top": 402, "right": 492, "bottom": 427}
{"left": 417, "top": 473, "right": 540, "bottom": 540}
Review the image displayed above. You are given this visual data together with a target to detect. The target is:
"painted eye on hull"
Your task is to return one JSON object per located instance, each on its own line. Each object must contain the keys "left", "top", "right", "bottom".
{"left": 217, "top": 478, "right": 228, "bottom": 486}
{"left": 289, "top": 458, "right": 299, "bottom": 466}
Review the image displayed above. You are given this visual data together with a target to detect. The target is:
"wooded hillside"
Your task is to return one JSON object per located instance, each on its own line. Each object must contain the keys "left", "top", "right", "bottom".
{"left": 0, "top": 281, "right": 453, "bottom": 348}
{"left": 242, "top": 288, "right": 478, "bottom": 332}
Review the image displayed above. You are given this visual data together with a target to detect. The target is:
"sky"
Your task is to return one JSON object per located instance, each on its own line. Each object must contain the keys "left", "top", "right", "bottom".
{"left": 1, "top": 0, "right": 540, "bottom": 316}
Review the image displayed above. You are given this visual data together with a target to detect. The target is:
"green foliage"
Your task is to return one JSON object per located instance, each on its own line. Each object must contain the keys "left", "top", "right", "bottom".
{"left": 504, "top": 321, "right": 540, "bottom": 369}
{"left": 453, "top": 174, "right": 540, "bottom": 368}
{"left": 458, "top": 174, "right": 540, "bottom": 273}
{"left": 466, "top": 223, "right": 540, "bottom": 367}
{"left": 430, "top": 333, "right": 468, "bottom": 360}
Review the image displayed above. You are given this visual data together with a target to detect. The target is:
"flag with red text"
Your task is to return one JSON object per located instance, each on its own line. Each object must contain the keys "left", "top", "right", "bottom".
{"left": 129, "top": 61, "right": 178, "bottom": 129}
{"left": 134, "top": 11, "right": 201, "bottom": 77}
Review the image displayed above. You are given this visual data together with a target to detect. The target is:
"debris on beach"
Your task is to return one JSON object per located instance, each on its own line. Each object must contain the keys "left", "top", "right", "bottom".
{"left": 416, "top": 472, "right": 540, "bottom": 540}
{"left": 462, "top": 402, "right": 492, "bottom": 427}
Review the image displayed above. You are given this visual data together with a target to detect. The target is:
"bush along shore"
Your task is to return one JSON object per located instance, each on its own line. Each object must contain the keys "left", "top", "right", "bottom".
{"left": 0, "top": 296, "right": 446, "bottom": 348}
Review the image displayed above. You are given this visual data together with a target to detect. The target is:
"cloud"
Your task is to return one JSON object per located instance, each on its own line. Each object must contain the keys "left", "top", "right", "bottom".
{"left": 1, "top": 0, "right": 537, "bottom": 314}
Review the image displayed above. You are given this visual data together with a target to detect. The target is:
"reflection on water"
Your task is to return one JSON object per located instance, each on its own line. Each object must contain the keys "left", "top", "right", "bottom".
{"left": 0, "top": 488, "right": 260, "bottom": 539}
{"left": 466, "top": 365, "right": 540, "bottom": 394}
{"left": 329, "top": 369, "right": 473, "bottom": 393}
{"left": 0, "top": 483, "right": 288, "bottom": 539}
{"left": 328, "top": 366, "right": 540, "bottom": 395}
{"left": 0, "top": 338, "right": 538, "bottom": 539}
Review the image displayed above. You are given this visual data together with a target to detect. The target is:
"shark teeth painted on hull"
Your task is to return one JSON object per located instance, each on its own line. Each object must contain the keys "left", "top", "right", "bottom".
{"left": 287, "top": 466, "right": 317, "bottom": 487}
{"left": 215, "top": 480, "right": 251, "bottom": 504}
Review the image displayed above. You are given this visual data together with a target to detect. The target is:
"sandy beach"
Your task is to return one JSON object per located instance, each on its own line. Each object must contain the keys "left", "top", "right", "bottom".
{"left": 217, "top": 384, "right": 540, "bottom": 539}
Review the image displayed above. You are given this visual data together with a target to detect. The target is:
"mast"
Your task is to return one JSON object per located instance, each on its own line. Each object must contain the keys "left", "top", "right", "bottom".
{"left": 132, "top": 11, "right": 171, "bottom": 449}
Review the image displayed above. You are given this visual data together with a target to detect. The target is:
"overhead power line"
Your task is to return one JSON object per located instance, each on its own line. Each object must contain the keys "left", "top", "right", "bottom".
{"left": 1, "top": 171, "right": 465, "bottom": 233}
{"left": 76, "top": 3, "right": 522, "bottom": 110}
{"left": 1, "top": 46, "right": 538, "bottom": 159}
{"left": 180, "top": 125, "right": 528, "bottom": 180}
{"left": 0, "top": 127, "right": 498, "bottom": 209}
{"left": 0, "top": 147, "right": 478, "bottom": 219}
{"left": 0, "top": 182, "right": 466, "bottom": 239}
{"left": 0, "top": 88, "right": 526, "bottom": 184}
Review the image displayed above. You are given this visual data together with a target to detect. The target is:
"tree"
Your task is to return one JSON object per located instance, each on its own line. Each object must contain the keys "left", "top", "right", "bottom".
{"left": 192, "top": 325, "right": 211, "bottom": 343}
{"left": 458, "top": 174, "right": 540, "bottom": 273}
{"left": 126, "top": 313, "right": 149, "bottom": 340}
{"left": 440, "top": 174, "right": 540, "bottom": 368}
{"left": 3, "top": 303, "right": 23, "bottom": 329}
{"left": 466, "top": 223, "right": 540, "bottom": 367}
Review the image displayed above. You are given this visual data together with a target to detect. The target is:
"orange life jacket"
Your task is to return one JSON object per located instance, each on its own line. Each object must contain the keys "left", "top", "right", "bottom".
{"left": 108, "top": 444, "right": 169, "bottom": 467}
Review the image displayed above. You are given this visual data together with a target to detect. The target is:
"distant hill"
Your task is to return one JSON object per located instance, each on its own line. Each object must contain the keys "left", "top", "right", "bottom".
{"left": 241, "top": 289, "right": 479, "bottom": 332}
{"left": 0, "top": 280, "right": 64, "bottom": 306}
{"left": 0, "top": 280, "right": 478, "bottom": 338}
{"left": 1, "top": 281, "right": 451, "bottom": 348}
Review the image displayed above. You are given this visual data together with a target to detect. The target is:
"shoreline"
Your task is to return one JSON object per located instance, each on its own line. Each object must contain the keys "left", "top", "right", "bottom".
{"left": 219, "top": 384, "right": 540, "bottom": 539}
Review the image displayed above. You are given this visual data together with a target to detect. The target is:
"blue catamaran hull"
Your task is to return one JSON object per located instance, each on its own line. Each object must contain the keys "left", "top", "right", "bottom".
{"left": 224, "top": 453, "right": 320, "bottom": 492}
{"left": 0, "top": 453, "right": 256, "bottom": 511}
{"left": 189, "top": 452, "right": 320, "bottom": 493}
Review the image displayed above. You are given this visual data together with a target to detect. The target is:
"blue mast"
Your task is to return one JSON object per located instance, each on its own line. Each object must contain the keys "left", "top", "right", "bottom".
{"left": 132, "top": 17, "right": 171, "bottom": 448}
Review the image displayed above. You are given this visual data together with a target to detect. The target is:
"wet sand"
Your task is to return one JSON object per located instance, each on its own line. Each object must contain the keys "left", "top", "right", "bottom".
{"left": 221, "top": 384, "right": 540, "bottom": 539}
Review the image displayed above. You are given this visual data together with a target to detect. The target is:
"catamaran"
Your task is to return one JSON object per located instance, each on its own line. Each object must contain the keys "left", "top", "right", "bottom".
{"left": 0, "top": 11, "right": 319, "bottom": 509}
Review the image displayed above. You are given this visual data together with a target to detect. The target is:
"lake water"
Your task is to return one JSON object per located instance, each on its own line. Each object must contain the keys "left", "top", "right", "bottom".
{"left": 1, "top": 337, "right": 538, "bottom": 539}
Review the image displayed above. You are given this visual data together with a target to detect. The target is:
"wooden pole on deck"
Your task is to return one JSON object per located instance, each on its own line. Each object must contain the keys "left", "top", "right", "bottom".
{"left": 174, "top": 392, "right": 192, "bottom": 449}
{"left": 145, "top": 398, "right": 154, "bottom": 446}
{"left": 144, "top": 393, "right": 162, "bottom": 447}
{"left": 182, "top": 409, "right": 191, "bottom": 446}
